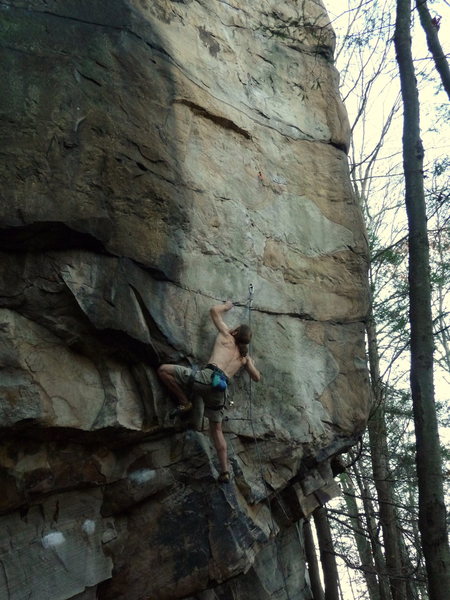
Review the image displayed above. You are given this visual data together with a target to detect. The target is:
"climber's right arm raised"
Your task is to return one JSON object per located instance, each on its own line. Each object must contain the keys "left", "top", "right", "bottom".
{"left": 210, "top": 301, "right": 233, "bottom": 335}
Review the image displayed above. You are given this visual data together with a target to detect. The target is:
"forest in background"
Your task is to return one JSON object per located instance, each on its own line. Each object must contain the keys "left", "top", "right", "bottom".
{"left": 307, "top": 1, "right": 450, "bottom": 599}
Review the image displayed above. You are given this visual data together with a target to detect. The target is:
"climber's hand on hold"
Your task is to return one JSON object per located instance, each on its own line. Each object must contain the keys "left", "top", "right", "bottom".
{"left": 210, "top": 301, "right": 233, "bottom": 332}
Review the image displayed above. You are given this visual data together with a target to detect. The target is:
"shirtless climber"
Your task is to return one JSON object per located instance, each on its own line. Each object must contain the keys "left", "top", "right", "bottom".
{"left": 157, "top": 301, "right": 261, "bottom": 483}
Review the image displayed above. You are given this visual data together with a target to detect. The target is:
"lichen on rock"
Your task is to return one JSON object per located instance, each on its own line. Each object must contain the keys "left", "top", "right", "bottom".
{"left": 0, "top": 1, "right": 370, "bottom": 599}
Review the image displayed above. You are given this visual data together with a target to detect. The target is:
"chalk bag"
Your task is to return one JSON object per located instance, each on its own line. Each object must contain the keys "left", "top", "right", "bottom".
{"left": 211, "top": 372, "right": 228, "bottom": 391}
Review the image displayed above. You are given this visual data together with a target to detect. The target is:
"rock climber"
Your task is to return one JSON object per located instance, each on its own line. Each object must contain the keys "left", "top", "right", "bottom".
{"left": 157, "top": 300, "right": 261, "bottom": 483}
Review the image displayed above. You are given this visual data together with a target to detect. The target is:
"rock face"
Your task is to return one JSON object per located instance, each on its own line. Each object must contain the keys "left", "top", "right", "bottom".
{"left": 0, "top": 1, "right": 370, "bottom": 599}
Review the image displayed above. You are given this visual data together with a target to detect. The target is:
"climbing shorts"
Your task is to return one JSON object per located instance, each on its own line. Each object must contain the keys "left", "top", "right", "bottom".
{"left": 172, "top": 365, "right": 227, "bottom": 423}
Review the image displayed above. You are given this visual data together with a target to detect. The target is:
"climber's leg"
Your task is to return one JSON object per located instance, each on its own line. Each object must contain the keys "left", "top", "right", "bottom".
{"left": 209, "top": 421, "right": 229, "bottom": 479}
{"left": 157, "top": 364, "right": 191, "bottom": 408}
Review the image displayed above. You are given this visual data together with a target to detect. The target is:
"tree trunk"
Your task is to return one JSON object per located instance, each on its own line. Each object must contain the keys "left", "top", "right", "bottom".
{"left": 304, "top": 519, "right": 325, "bottom": 600}
{"left": 340, "top": 473, "right": 381, "bottom": 600}
{"left": 366, "top": 314, "right": 409, "bottom": 600}
{"left": 398, "top": 529, "right": 422, "bottom": 600}
{"left": 314, "top": 507, "right": 340, "bottom": 600}
{"left": 394, "top": 2, "right": 450, "bottom": 599}
{"left": 351, "top": 462, "right": 393, "bottom": 600}
{"left": 406, "top": 485, "right": 428, "bottom": 599}
{"left": 415, "top": 0, "right": 450, "bottom": 101}
{"left": 434, "top": 215, "right": 450, "bottom": 374}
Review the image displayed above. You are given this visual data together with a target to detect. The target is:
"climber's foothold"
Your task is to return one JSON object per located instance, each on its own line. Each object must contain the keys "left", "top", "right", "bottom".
{"left": 169, "top": 402, "right": 193, "bottom": 419}
{"left": 218, "top": 471, "right": 230, "bottom": 484}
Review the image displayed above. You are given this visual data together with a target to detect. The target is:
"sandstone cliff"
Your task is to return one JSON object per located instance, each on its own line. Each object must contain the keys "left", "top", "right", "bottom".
{"left": 0, "top": 1, "right": 370, "bottom": 599}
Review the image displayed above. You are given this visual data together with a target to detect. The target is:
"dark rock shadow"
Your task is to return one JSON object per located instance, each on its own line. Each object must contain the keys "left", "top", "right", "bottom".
{"left": 0, "top": 1, "right": 191, "bottom": 435}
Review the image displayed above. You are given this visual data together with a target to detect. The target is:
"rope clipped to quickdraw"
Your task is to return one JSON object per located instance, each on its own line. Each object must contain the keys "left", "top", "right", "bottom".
{"left": 231, "top": 284, "right": 254, "bottom": 324}
{"left": 247, "top": 283, "right": 254, "bottom": 319}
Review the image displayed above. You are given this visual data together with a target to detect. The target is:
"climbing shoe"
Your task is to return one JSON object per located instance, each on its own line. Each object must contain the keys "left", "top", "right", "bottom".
{"left": 218, "top": 471, "right": 230, "bottom": 484}
{"left": 169, "top": 402, "right": 193, "bottom": 419}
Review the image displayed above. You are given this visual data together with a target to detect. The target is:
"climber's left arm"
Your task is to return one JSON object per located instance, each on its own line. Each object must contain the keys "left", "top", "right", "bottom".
{"left": 245, "top": 356, "right": 261, "bottom": 382}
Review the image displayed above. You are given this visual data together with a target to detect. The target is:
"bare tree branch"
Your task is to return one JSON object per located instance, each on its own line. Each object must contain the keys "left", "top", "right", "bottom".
{"left": 415, "top": 0, "right": 450, "bottom": 101}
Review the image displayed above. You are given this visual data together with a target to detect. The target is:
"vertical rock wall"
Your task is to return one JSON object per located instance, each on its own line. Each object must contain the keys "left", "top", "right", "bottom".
{"left": 0, "top": 1, "right": 370, "bottom": 599}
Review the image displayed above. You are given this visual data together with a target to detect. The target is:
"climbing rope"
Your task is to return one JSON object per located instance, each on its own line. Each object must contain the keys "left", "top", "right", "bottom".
{"left": 247, "top": 283, "right": 254, "bottom": 316}
{"left": 220, "top": 284, "right": 292, "bottom": 597}
{"left": 244, "top": 284, "right": 293, "bottom": 600}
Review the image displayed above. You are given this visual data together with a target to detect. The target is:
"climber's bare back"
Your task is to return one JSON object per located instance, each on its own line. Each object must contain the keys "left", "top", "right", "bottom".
{"left": 208, "top": 301, "right": 261, "bottom": 382}
{"left": 208, "top": 331, "right": 247, "bottom": 378}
